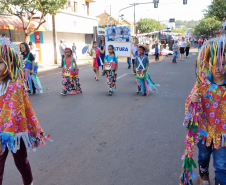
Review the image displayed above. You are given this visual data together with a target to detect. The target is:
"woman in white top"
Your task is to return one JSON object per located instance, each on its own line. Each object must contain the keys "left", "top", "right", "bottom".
{"left": 179, "top": 37, "right": 186, "bottom": 61}
{"left": 28, "top": 41, "right": 36, "bottom": 60}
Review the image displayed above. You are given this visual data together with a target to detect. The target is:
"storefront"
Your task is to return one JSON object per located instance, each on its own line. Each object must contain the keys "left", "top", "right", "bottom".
{"left": 32, "top": 11, "right": 99, "bottom": 63}
{"left": 0, "top": 15, "right": 45, "bottom": 42}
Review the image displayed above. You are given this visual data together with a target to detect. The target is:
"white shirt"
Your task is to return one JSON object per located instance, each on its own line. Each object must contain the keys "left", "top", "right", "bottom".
{"left": 59, "top": 43, "right": 66, "bottom": 55}
{"left": 180, "top": 41, "right": 186, "bottom": 47}
{"left": 132, "top": 44, "right": 137, "bottom": 60}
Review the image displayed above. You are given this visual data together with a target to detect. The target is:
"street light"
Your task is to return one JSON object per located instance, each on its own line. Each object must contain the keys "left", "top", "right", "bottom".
{"left": 119, "top": 14, "right": 124, "bottom": 21}
{"left": 107, "top": 16, "right": 112, "bottom": 27}
{"left": 118, "top": 1, "right": 158, "bottom": 34}
{"left": 154, "top": 0, "right": 159, "bottom": 8}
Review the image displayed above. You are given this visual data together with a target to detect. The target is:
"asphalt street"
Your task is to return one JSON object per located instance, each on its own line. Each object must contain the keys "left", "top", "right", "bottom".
{"left": 3, "top": 50, "right": 214, "bottom": 185}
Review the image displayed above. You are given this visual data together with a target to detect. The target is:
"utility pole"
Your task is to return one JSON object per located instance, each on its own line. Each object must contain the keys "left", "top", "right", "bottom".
{"left": 52, "top": 15, "right": 57, "bottom": 64}
{"left": 129, "top": 3, "right": 139, "bottom": 35}
{"left": 119, "top": 2, "right": 158, "bottom": 35}
{"left": 134, "top": 4, "right": 136, "bottom": 34}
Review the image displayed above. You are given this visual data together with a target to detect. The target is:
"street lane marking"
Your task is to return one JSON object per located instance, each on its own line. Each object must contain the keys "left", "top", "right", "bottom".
{"left": 117, "top": 73, "right": 128, "bottom": 79}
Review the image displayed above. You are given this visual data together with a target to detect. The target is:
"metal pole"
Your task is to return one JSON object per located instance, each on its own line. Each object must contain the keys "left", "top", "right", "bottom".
{"left": 134, "top": 4, "right": 136, "bottom": 34}
{"left": 118, "top": 5, "right": 134, "bottom": 26}
{"left": 52, "top": 15, "right": 57, "bottom": 64}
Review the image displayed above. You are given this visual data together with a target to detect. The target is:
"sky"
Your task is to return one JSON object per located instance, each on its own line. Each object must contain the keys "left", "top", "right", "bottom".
{"left": 89, "top": 0, "right": 212, "bottom": 22}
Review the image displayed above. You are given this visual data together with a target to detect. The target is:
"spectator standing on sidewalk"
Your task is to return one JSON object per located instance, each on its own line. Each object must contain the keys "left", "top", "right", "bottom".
{"left": 28, "top": 41, "right": 36, "bottom": 60}
{"left": 131, "top": 38, "right": 139, "bottom": 74}
{"left": 72, "top": 43, "right": 77, "bottom": 59}
{"left": 59, "top": 39, "right": 66, "bottom": 68}
{"left": 172, "top": 40, "right": 178, "bottom": 63}
{"left": 98, "top": 35, "right": 105, "bottom": 76}
{"left": 179, "top": 37, "right": 186, "bottom": 61}
{"left": 154, "top": 42, "right": 160, "bottom": 62}
{"left": 127, "top": 57, "right": 131, "bottom": 69}
{"left": 145, "top": 43, "right": 150, "bottom": 57}
{"left": 185, "top": 39, "right": 191, "bottom": 58}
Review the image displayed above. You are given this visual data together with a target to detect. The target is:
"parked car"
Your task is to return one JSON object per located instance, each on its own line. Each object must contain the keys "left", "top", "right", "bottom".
{"left": 149, "top": 48, "right": 173, "bottom": 56}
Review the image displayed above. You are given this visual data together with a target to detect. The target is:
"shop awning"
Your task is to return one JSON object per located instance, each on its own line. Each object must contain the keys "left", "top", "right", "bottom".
{"left": 0, "top": 16, "right": 46, "bottom": 31}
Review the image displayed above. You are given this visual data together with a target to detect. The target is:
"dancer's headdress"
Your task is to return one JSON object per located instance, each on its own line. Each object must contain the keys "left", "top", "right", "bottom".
{"left": 137, "top": 44, "right": 148, "bottom": 52}
{"left": 196, "top": 36, "right": 226, "bottom": 84}
{"left": 0, "top": 37, "right": 24, "bottom": 82}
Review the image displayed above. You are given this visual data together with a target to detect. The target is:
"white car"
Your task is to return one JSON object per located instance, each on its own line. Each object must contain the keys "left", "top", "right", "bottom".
{"left": 149, "top": 49, "right": 173, "bottom": 56}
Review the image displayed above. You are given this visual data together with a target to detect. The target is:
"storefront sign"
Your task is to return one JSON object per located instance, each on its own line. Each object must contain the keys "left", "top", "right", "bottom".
{"left": 35, "top": 32, "right": 41, "bottom": 43}
{"left": 106, "top": 41, "right": 132, "bottom": 57}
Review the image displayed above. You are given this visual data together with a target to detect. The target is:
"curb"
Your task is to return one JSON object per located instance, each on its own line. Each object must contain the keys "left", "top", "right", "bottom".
{"left": 39, "top": 66, "right": 58, "bottom": 72}
{"left": 38, "top": 60, "right": 92, "bottom": 72}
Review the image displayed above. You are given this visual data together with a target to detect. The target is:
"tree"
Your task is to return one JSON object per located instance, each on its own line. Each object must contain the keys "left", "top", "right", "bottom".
{"left": 0, "top": 0, "right": 68, "bottom": 42}
{"left": 137, "top": 18, "right": 167, "bottom": 33}
{"left": 175, "top": 20, "right": 199, "bottom": 28}
{"left": 172, "top": 26, "right": 187, "bottom": 34}
{"left": 204, "top": 0, "right": 226, "bottom": 22}
{"left": 192, "top": 17, "right": 221, "bottom": 36}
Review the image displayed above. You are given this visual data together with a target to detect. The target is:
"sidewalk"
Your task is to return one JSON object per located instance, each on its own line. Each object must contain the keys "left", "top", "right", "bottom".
{"left": 38, "top": 56, "right": 93, "bottom": 72}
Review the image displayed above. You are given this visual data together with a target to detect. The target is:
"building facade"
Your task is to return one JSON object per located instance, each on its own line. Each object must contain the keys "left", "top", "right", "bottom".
{"left": 29, "top": 0, "right": 98, "bottom": 63}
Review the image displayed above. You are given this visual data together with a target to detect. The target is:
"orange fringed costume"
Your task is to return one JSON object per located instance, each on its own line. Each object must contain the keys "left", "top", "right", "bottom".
{"left": 0, "top": 79, "right": 49, "bottom": 153}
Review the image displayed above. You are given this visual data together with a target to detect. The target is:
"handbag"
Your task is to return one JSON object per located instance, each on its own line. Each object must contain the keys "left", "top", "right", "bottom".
{"left": 136, "top": 56, "right": 147, "bottom": 79}
{"left": 24, "top": 53, "right": 38, "bottom": 75}
{"left": 63, "top": 57, "right": 79, "bottom": 77}
{"left": 104, "top": 55, "right": 117, "bottom": 71}
{"left": 136, "top": 70, "right": 147, "bottom": 79}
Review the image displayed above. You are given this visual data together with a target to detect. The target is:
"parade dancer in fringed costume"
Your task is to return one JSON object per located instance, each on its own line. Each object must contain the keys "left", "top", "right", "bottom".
{"left": 135, "top": 44, "right": 159, "bottom": 96}
{"left": 61, "top": 48, "right": 82, "bottom": 96}
{"left": 0, "top": 37, "right": 52, "bottom": 185}
{"left": 103, "top": 45, "right": 118, "bottom": 95}
{"left": 88, "top": 41, "right": 103, "bottom": 81}
{"left": 20, "top": 42, "right": 43, "bottom": 95}
{"left": 180, "top": 37, "right": 226, "bottom": 185}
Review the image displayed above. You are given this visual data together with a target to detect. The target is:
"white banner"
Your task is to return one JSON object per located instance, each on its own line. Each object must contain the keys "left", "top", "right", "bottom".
{"left": 105, "top": 41, "right": 132, "bottom": 57}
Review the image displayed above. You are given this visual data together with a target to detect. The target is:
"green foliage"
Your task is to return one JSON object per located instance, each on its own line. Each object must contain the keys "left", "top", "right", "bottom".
{"left": 172, "top": 26, "right": 187, "bottom": 34}
{"left": 137, "top": 18, "right": 167, "bottom": 33}
{"left": 203, "top": 0, "right": 226, "bottom": 22}
{"left": 192, "top": 17, "right": 221, "bottom": 36}
{"left": 0, "top": 0, "right": 68, "bottom": 15}
{"left": 176, "top": 20, "right": 199, "bottom": 28}
{"left": 0, "top": 0, "right": 68, "bottom": 41}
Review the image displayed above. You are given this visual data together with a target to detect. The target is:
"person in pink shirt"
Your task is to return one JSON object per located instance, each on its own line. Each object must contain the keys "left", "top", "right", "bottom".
{"left": 61, "top": 48, "right": 82, "bottom": 96}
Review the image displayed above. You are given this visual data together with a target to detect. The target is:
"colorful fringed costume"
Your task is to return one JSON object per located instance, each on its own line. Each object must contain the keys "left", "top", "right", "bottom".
{"left": 180, "top": 38, "right": 226, "bottom": 185}
{"left": 0, "top": 80, "right": 48, "bottom": 152}
{"left": 92, "top": 48, "right": 103, "bottom": 68}
{"left": 23, "top": 52, "right": 43, "bottom": 94}
{"left": 0, "top": 37, "right": 51, "bottom": 184}
{"left": 103, "top": 55, "right": 118, "bottom": 93}
{"left": 62, "top": 57, "right": 82, "bottom": 95}
{"left": 135, "top": 54, "right": 159, "bottom": 96}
